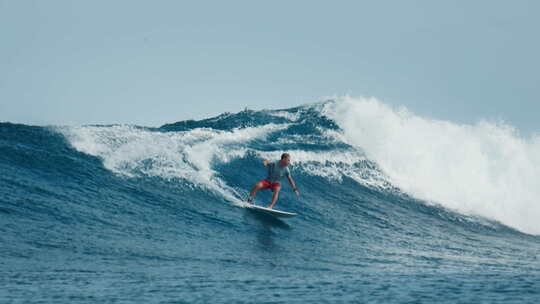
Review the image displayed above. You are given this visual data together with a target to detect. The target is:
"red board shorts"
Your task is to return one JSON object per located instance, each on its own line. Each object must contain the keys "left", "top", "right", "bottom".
{"left": 259, "top": 179, "right": 281, "bottom": 192}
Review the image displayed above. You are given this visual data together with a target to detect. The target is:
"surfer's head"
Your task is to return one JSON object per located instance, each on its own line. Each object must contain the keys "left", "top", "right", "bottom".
{"left": 280, "top": 153, "right": 291, "bottom": 166}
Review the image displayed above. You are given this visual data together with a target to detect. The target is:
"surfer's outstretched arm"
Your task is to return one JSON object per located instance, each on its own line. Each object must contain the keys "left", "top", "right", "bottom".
{"left": 287, "top": 176, "right": 300, "bottom": 196}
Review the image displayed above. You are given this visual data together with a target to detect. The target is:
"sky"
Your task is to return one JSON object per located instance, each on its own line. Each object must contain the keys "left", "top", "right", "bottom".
{"left": 1, "top": 0, "right": 539, "bottom": 134}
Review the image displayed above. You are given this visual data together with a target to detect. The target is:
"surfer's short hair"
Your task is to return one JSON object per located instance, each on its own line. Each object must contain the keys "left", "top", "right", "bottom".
{"left": 281, "top": 153, "right": 290, "bottom": 160}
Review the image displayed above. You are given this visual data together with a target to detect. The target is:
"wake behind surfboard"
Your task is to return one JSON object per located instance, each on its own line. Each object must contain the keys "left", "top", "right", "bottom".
{"left": 245, "top": 204, "right": 297, "bottom": 218}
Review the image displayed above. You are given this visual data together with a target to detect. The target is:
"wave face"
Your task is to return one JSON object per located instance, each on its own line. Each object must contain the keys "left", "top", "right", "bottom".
{"left": 2, "top": 100, "right": 540, "bottom": 303}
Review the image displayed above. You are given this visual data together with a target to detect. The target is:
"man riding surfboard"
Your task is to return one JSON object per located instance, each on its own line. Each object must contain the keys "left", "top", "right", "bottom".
{"left": 246, "top": 153, "right": 300, "bottom": 209}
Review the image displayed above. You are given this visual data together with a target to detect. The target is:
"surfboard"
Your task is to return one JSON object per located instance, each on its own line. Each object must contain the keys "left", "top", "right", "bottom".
{"left": 246, "top": 204, "right": 297, "bottom": 217}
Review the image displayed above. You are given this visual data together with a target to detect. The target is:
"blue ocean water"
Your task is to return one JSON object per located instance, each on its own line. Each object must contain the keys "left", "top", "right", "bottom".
{"left": 1, "top": 100, "right": 540, "bottom": 303}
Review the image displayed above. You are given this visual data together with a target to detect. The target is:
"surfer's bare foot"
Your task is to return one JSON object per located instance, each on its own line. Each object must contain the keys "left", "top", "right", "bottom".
{"left": 246, "top": 196, "right": 254, "bottom": 204}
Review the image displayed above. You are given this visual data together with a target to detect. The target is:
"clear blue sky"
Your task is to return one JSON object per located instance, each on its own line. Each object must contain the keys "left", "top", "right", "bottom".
{"left": 1, "top": 0, "right": 538, "bottom": 133}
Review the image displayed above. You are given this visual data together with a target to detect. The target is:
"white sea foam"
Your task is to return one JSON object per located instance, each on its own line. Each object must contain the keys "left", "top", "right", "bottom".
{"left": 58, "top": 120, "right": 393, "bottom": 206}
{"left": 59, "top": 124, "right": 288, "bottom": 205}
{"left": 258, "top": 149, "right": 394, "bottom": 191}
{"left": 323, "top": 96, "right": 540, "bottom": 235}
{"left": 268, "top": 110, "right": 301, "bottom": 121}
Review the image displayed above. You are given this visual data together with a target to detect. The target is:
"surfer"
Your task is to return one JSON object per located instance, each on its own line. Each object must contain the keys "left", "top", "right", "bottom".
{"left": 246, "top": 153, "right": 300, "bottom": 209}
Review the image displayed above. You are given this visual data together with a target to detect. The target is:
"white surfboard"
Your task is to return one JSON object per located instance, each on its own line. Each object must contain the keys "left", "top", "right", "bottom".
{"left": 246, "top": 204, "right": 297, "bottom": 218}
